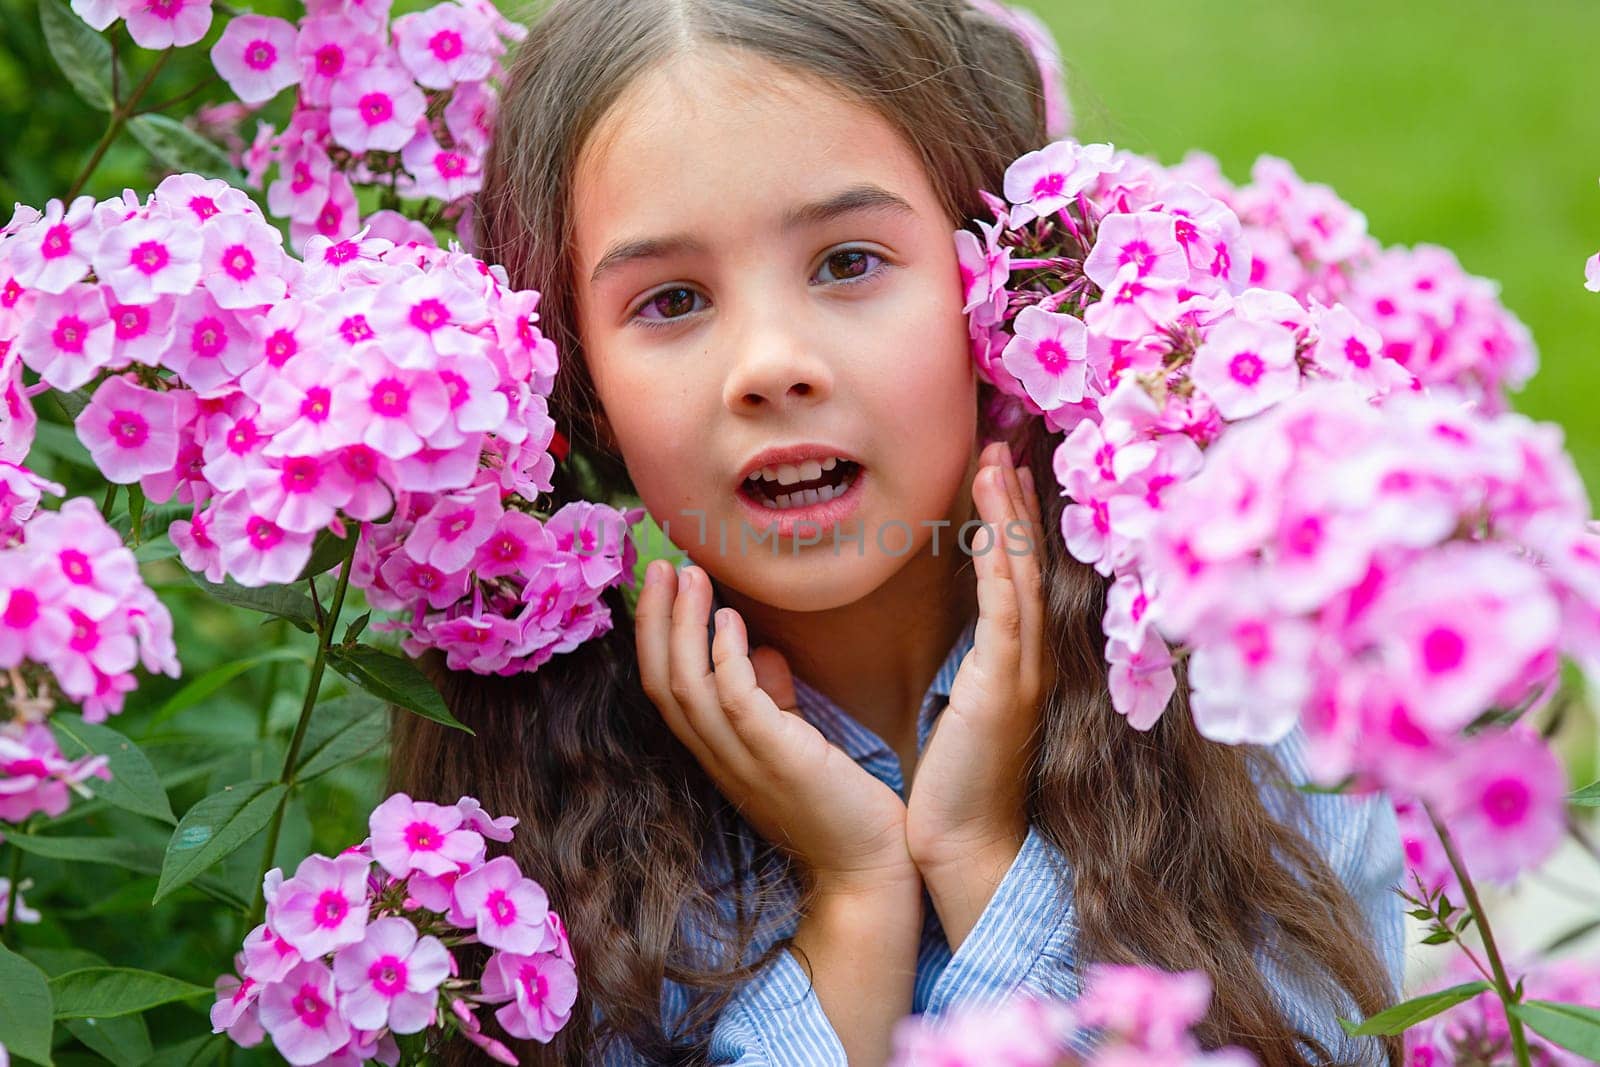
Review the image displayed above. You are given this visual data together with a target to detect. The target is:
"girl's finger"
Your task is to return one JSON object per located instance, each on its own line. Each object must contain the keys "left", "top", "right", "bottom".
{"left": 709, "top": 607, "right": 801, "bottom": 767}
{"left": 998, "top": 453, "right": 1046, "bottom": 699}
{"left": 667, "top": 565, "right": 757, "bottom": 770}
{"left": 970, "top": 463, "right": 1023, "bottom": 684}
{"left": 635, "top": 561, "right": 721, "bottom": 772}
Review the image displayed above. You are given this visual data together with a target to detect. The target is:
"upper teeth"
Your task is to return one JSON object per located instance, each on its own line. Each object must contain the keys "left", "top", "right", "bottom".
{"left": 748, "top": 456, "right": 842, "bottom": 486}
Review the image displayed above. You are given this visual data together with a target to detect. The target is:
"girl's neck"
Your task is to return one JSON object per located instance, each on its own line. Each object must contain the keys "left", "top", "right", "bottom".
{"left": 716, "top": 543, "right": 978, "bottom": 759}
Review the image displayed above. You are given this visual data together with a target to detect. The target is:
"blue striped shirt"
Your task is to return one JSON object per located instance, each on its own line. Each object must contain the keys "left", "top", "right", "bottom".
{"left": 604, "top": 596, "right": 1406, "bottom": 1064}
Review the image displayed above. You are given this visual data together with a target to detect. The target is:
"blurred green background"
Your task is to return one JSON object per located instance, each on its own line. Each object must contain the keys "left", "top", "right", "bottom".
{"left": 1016, "top": 0, "right": 1600, "bottom": 491}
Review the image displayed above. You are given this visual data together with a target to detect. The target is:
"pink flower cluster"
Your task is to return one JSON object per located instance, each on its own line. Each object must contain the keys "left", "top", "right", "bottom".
{"left": 214, "top": 792, "right": 576, "bottom": 1066}
{"left": 1171, "top": 153, "right": 1537, "bottom": 413}
{"left": 201, "top": 0, "right": 527, "bottom": 251}
{"left": 1, "top": 178, "right": 641, "bottom": 675}
{"left": 0, "top": 437, "right": 179, "bottom": 720}
{"left": 889, "top": 964, "right": 1257, "bottom": 1067}
{"left": 1143, "top": 384, "right": 1592, "bottom": 880}
{"left": 964, "top": 138, "right": 1598, "bottom": 884}
{"left": 0, "top": 721, "right": 111, "bottom": 825}
{"left": 1405, "top": 951, "right": 1600, "bottom": 1066}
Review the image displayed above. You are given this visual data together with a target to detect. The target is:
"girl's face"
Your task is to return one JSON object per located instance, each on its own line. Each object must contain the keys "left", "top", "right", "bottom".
{"left": 572, "top": 49, "right": 979, "bottom": 612}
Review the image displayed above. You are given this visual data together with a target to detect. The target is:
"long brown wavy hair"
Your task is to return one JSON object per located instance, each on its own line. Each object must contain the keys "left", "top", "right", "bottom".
{"left": 388, "top": 1, "right": 1405, "bottom": 1063}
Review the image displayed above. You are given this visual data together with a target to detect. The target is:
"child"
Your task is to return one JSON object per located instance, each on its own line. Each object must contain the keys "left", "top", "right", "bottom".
{"left": 390, "top": 1, "right": 1406, "bottom": 1064}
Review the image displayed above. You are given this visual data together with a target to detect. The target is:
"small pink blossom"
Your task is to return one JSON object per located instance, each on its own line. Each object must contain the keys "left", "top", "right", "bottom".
{"left": 452, "top": 856, "right": 554, "bottom": 954}
{"left": 200, "top": 213, "right": 290, "bottom": 309}
{"left": 212, "top": 15, "right": 301, "bottom": 104}
{"left": 327, "top": 62, "right": 427, "bottom": 153}
{"left": 331, "top": 916, "right": 451, "bottom": 1034}
{"left": 1000, "top": 305, "right": 1088, "bottom": 410}
{"left": 8, "top": 196, "right": 97, "bottom": 294}
{"left": 1189, "top": 317, "right": 1301, "bottom": 420}
{"left": 92, "top": 213, "right": 203, "bottom": 303}
{"left": 1002, "top": 141, "right": 1114, "bottom": 228}
{"left": 256, "top": 960, "right": 350, "bottom": 1066}
{"left": 75, "top": 376, "right": 183, "bottom": 484}
{"left": 19, "top": 284, "right": 115, "bottom": 390}
{"left": 480, "top": 950, "right": 578, "bottom": 1043}
{"left": 211, "top": 493, "right": 317, "bottom": 587}
{"left": 368, "top": 792, "right": 485, "bottom": 879}
{"left": 268, "top": 853, "right": 372, "bottom": 959}
{"left": 392, "top": 2, "right": 495, "bottom": 89}
{"left": 119, "top": 0, "right": 214, "bottom": 50}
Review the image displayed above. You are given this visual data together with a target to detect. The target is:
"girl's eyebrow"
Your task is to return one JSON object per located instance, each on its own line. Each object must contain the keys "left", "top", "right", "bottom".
{"left": 588, "top": 183, "right": 916, "bottom": 286}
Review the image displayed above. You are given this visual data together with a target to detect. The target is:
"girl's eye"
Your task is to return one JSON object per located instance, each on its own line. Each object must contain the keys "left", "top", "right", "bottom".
{"left": 814, "top": 248, "right": 885, "bottom": 286}
{"left": 633, "top": 287, "right": 706, "bottom": 327}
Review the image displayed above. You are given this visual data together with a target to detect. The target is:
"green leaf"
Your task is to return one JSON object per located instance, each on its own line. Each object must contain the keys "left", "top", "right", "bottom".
{"left": 328, "top": 644, "right": 472, "bottom": 734}
{"left": 1420, "top": 930, "right": 1453, "bottom": 945}
{"left": 1338, "top": 981, "right": 1492, "bottom": 1036}
{"left": 299, "top": 525, "right": 359, "bottom": 581}
{"left": 65, "top": 1014, "right": 153, "bottom": 1067}
{"left": 49, "top": 968, "right": 212, "bottom": 1019}
{"left": 342, "top": 611, "right": 372, "bottom": 646}
{"left": 142, "top": 1033, "right": 225, "bottom": 1067}
{"left": 109, "top": 501, "right": 192, "bottom": 542}
{"left": 134, "top": 533, "right": 179, "bottom": 563}
{"left": 295, "top": 694, "right": 388, "bottom": 782}
{"left": 39, "top": 0, "right": 122, "bottom": 112}
{"left": 127, "top": 484, "right": 146, "bottom": 544}
{"left": 48, "top": 713, "right": 175, "bottom": 825}
{"left": 155, "top": 780, "right": 287, "bottom": 904}
{"left": 125, "top": 115, "right": 242, "bottom": 183}
{"left": 0, "top": 943, "right": 55, "bottom": 1065}
{"left": 1510, "top": 1000, "right": 1600, "bottom": 1059}
{"left": 26, "top": 421, "right": 97, "bottom": 471}
{"left": 4, "top": 834, "right": 249, "bottom": 912}
{"left": 186, "top": 573, "right": 317, "bottom": 632}
{"left": 1542, "top": 917, "right": 1600, "bottom": 955}
{"left": 1571, "top": 779, "right": 1600, "bottom": 806}
{"left": 145, "top": 647, "right": 308, "bottom": 730}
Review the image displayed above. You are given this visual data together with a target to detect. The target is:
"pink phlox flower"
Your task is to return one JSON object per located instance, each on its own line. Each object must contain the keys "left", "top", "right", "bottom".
{"left": 75, "top": 376, "right": 183, "bottom": 484}
{"left": 255, "top": 356, "right": 361, "bottom": 460}
{"left": 340, "top": 352, "right": 451, "bottom": 461}
{"left": 201, "top": 404, "right": 272, "bottom": 492}
{"left": 378, "top": 544, "right": 473, "bottom": 611}
{"left": 256, "top": 959, "right": 351, "bottom": 1066}
{"left": 170, "top": 505, "right": 225, "bottom": 582}
{"left": 1103, "top": 573, "right": 1158, "bottom": 649}
{"left": 889, "top": 994, "right": 1080, "bottom": 1067}
{"left": 210, "top": 963, "right": 266, "bottom": 1047}
{"left": 400, "top": 132, "right": 485, "bottom": 204}
{"left": 328, "top": 61, "right": 427, "bottom": 154}
{"left": 455, "top": 795, "right": 518, "bottom": 842}
{"left": 392, "top": 2, "right": 496, "bottom": 89}
{"left": 1106, "top": 629, "right": 1176, "bottom": 730}
{"left": 953, "top": 220, "right": 1011, "bottom": 329}
{"left": 370, "top": 271, "right": 482, "bottom": 366}
{"left": 428, "top": 353, "right": 509, "bottom": 450}
{"left": 117, "top": 0, "right": 214, "bottom": 49}
{"left": 167, "top": 293, "right": 255, "bottom": 395}
{"left": 152, "top": 173, "right": 257, "bottom": 227}
{"left": 26, "top": 496, "right": 140, "bottom": 619}
{"left": 267, "top": 137, "right": 337, "bottom": 225}
{"left": 19, "top": 283, "right": 116, "bottom": 391}
{"left": 1186, "top": 609, "right": 1315, "bottom": 745}
{"left": 368, "top": 792, "right": 485, "bottom": 879}
{"left": 1076, "top": 963, "right": 1212, "bottom": 1052}
{"left": 105, "top": 294, "right": 177, "bottom": 369}
{"left": 1189, "top": 316, "right": 1301, "bottom": 421}
{"left": 1586, "top": 251, "right": 1600, "bottom": 293}
{"left": 543, "top": 501, "right": 631, "bottom": 591}
{"left": 294, "top": 15, "right": 380, "bottom": 109}
{"left": 9, "top": 196, "right": 97, "bottom": 295}
{"left": 211, "top": 491, "right": 317, "bottom": 587}
{"left": 1306, "top": 302, "right": 1414, "bottom": 396}
{"left": 443, "top": 81, "right": 498, "bottom": 156}
{"left": 244, "top": 453, "right": 356, "bottom": 534}
{"left": 431, "top": 613, "right": 522, "bottom": 673}
{"left": 404, "top": 482, "right": 503, "bottom": 572}
{"left": 212, "top": 15, "right": 300, "bottom": 104}
{"left": 451, "top": 855, "right": 554, "bottom": 954}
{"left": 331, "top": 916, "right": 451, "bottom": 1034}
{"left": 473, "top": 509, "right": 555, "bottom": 580}
{"left": 201, "top": 212, "right": 290, "bottom": 310}
{"left": 1083, "top": 211, "right": 1191, "bottom": 291}
{"left": 999, "top": 305, "right": 1088, "bottom": 412}
{"left": 1419, "top": 726, "right": 1566, "bottom": 884}
{"left": 92, "top": 213, "right": 203, "bottom": 304}
{"left": 269, "top": 852, "right": 372, "bottom": 959}
{"left": 0, "top": 876, "right": 43, "bottom": 925}
{"left": 289, "top": 172, "right": 361, "bottom": 253}
{"left": 70, "top": 0, "right": 118, "bottom": 29}
{"left": 1083, "top": 262, "right": 1181, "bottom": 343}
{"left": 0, "top": 722, "right": 109, "bottom": 821}
{"left": 305, "top": 0, "right": 392, "bottom": 34}
{"left": 480, "top": 949, "right": 578, "bottom": 1043}
{"left": 1002, "top": 140, "right": 1115, "bottom": 228}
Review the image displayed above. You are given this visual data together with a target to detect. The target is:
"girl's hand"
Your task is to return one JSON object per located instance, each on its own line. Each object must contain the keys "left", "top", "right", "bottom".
{"left": 635, "top": 560, "right": 917, "bottom": 898}
{"left": 905, "top": 442, "right": 1052, "bottom": 918}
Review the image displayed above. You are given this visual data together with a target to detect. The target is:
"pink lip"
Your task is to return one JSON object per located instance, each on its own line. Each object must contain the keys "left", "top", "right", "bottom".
{"left": 735, "top": 443, "right": 863, "bottom": 488}
{"left": 734, "top": 465, "right": 866, "bottom": 541}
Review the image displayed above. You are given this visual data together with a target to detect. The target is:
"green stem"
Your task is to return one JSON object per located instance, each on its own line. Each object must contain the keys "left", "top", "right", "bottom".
{"left": 1, "top": 842, "right": 20, "bottom": 948}
{"left": 246, "top": 532, "right": 362, "bottom": 925}
{"left": 137, "top": 73, "right": 222, "bottom": 116}
{"left": 66, "top": 51, "right": 171, "bottom": 201}
{"left": 1424, "top": 801, "right": 1532, "bottom": 1067}
{"left": 100, "top": 481, "right": 119, "bottom": 519}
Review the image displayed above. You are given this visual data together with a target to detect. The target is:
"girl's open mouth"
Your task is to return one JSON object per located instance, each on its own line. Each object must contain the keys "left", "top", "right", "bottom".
{"left": 735, "top": 459, "right": 866, "bottom": 538}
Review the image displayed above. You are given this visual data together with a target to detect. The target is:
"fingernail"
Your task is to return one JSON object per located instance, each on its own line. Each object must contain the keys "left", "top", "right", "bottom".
{"left": 1019, "top": 467, "right": 1034, "bottom": 493}
{"left": 713, "top": 609, "right": 726, "bottom": 634}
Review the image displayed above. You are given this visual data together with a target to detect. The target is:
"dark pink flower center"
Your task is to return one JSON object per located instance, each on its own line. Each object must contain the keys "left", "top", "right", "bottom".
{"left": 191, "top": 317, "right": 227, "bottom": 358}
{"left": 434, "top": 151, "right": 466, "bottom": 177}
{"left": 312, "top": 889, "right": 348, "bottom": 928}
{"left": 408, "top": 298, "right": 448, "bottom": 332}
{"left": 1421, "top": 626, "right": 1464, "bottom": 675}
{"left": 227, "top": 418, "right": 262, "bottom": 454}
{"left": 428, "top": 29, "right": 463, "bottom": 60}
{"left": 300, "top": 388, "right": 332, "bottom": 423}
{"left": 188, "top": 195, "right": 219, "bottom": 221}
{"left": 244, "top": 40, "right": 276, "bottom": 70}
{"left": 131, "top": 240, "right": 170, "bottom": 275}
{"left": 246, "top": 515, "right": 284, "bottom": 551}
{"left": 404, "top": 820, "right": 441, "bottom": 851}
{"left": 223, "top": 245, "right": 256, "bottom": 281}
{"left": 339, "top": 314, "right": 374, "bottom": 345}
{"left": 113, "top": 305, "right": 151, "bottom": 339}
{"left": 265, "top": 328, "right": 297, "bottom": 366}
{"left": 41, "top": 223, "right": 72, "bottom": 259}
{"left": 281, "top": 457, "right": 321, "bottom": 493}
{"left": 3, "top": 589, "right": 39, "bottom": 628}
{"left": 59, "top": 549, "right": 93, "bottom": 584}
{"left": 369, "top": 377, "right": 410, "bottom": 417}
{"left": 1480, "top": 777, "right": 1530, "bottom": 828}
{"left": 1228, "top": 351, "right": 1264, "bottom": 386}
{"left": 109, "top": 409, "right": 150, "bottom": 448}
{"left": 292, "top": 984, "right": 331, "bottom": 1026}
{"left": 52, "top": 315, "right": 88, "bottom": 353}
{"left": 369, "top": 956, "right": 408, "bottom": 997}
{"left": 315, "top": 44, "right": 344, "bottom": 76}
{"left": 358, "top": 92, "right": 394, "bottom": 126}
{"left": 487, "top": 888, "right": 516, "bottom": 926}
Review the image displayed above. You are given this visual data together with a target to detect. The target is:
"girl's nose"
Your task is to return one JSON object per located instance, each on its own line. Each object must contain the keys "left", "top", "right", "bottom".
{"left": 722, "top": 322, "right": 835, "bottom": 414}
